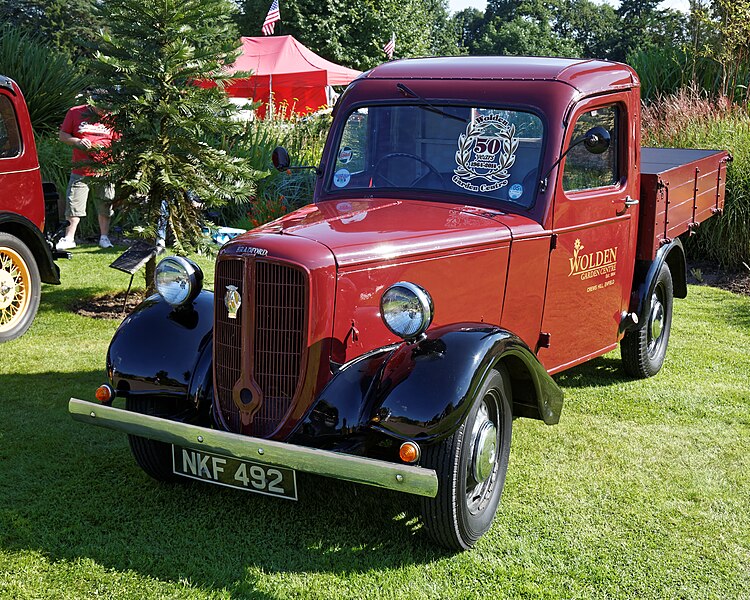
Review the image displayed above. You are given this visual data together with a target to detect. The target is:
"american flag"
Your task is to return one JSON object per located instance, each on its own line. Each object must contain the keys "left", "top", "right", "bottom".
{"left": 383, "top": 33, "right": 395, "bottom": 60}
{"left": 262, "top": 0, "right": 280, "bottom": 35}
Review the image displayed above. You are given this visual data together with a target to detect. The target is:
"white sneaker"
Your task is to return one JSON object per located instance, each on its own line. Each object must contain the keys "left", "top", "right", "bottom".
{"left": 99, "top": 235, "right": 113, "bottom": 249}
{"left": 56, "top": 237, "right": 76, "bottom": 251}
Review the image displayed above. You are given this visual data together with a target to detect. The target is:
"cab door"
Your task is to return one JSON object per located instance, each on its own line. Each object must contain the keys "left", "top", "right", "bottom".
{"left": 537, "top": 95, "right": 639, "bottom": 373}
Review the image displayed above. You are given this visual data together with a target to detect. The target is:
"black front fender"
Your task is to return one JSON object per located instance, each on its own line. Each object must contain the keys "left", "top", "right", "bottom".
{"left": 370, "top": 324, "right": 563, "bottom": 443}
{"left": 107, "top": 290, "right": 214, "bottom": 414}
{"left": 290, "top": 324, "right": 563, "bottom": 450}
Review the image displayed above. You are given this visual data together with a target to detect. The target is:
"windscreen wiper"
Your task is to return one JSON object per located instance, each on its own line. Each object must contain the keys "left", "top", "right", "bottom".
{"left": 396, "top": 83, "right": 467, "bottom": 123}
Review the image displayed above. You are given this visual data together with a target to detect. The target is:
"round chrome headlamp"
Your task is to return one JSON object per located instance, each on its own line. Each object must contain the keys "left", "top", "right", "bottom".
{"left": 380, "top": 282, "right": 433, "bottom": 340}
{"left": 154, "top": 256, "right": 203, "bottom": 307}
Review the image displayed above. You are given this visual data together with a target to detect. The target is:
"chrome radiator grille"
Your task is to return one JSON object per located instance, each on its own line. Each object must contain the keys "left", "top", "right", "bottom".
{"left": 214, "top": 258, "right": 307, "bottom": 437}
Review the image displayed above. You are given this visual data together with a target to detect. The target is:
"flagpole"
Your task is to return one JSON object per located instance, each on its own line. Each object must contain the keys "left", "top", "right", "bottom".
{"left": 269, "top": 72, "right": 274, "bottom": 120}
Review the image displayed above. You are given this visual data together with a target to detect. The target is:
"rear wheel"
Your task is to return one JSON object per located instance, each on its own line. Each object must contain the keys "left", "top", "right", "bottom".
{"left": 621, "top": 262, "right": 674, "bottom": 378}
{"left": 419, "top": 367, "right": 512, "bottom": 551}
{"left": 126, "top": 396, "right": 179, "bottom": 482}
{"left": 0, "top": 232, "right": 41, "bottom": 343}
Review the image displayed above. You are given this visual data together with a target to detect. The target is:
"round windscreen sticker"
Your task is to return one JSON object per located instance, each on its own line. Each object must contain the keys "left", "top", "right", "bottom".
{"left": 338, "top": 146, "right": 353, "bottom": 164}
{"left": 453, "top": 114, "right": 519, "bottom": 193}
{"left": 333, "top": 168, "right": 351, "bottom": 188}
{"left": 508, "top": 183, "right": 523, "bottom": 200}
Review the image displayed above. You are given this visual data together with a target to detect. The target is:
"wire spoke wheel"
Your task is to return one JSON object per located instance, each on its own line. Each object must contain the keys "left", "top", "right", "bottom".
{"left": 0, "top": 233, "right": 41, "bottom": 342}
{"left": 0, "top": 246, "right": 31, "bottom": 331}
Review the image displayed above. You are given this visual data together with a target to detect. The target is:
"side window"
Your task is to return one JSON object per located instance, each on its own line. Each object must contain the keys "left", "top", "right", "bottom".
{"left": 563, "top": 105, "right": 618, "bottom": 192}
{"left": 0, "top": 95, "right": 21, "bottom": 159}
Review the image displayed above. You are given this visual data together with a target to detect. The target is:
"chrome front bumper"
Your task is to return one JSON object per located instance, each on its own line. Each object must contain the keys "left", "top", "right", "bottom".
{"left": 68, "top": 398, "right": 438, "bottom": 498}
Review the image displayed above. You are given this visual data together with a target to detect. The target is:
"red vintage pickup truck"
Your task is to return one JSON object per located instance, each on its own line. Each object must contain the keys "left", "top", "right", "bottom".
{"left": 0, "top": 75, "right": 61, "bottom": 342}
{"left": 70, "top": 57, "right": 729, "bottom": 550}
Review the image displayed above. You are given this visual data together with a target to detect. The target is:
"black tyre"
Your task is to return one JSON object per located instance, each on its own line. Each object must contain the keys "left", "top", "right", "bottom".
{"left": 0, "top": 232, "right": 41, "bottom": 343}
{"left": 126, "top": 396, "right": 179, "bottom": 482}
{"left": 621, "top": 262, "right": 674, "bottom": 378}
{"left": 419, "top": 367, "right": 512, "bottom": 551}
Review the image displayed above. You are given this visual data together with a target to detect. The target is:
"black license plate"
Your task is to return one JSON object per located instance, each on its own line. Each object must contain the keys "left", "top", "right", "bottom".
{"left": 172, "top": 445, "right": 297, "bottom": 500}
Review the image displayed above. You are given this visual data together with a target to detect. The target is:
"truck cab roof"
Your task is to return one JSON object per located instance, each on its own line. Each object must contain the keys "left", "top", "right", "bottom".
{"left": 361, "top": 56, "right": 639, "bottom": 96}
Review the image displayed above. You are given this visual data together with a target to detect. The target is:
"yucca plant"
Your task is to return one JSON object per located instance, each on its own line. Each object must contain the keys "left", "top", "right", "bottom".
{"left": 0, "top": 26, "right": 86, "bottom": 134}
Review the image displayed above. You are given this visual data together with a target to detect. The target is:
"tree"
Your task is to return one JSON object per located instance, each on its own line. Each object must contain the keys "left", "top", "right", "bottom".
{"left": 554, "top": 0, "right": 619, "bottom": 59}
{"left": 703, "top": 0, "right": 750, "bottom": 99}
{"left": 452, "top": 8, "right": 485, "bottom": 52}
{"left": 0, "top": 0, "right": 102, "bottom": 58}
{"left": 473, "top": 0, "right": 581, "bottom": 57}
{"left": 234, "top": 0, "right": 459, "bottom": 71}
{"left": 89, "top": 0, "right": 258, "bottom": 285}
{"left": 612, "top": 0, "right": 687, "bottom": 62}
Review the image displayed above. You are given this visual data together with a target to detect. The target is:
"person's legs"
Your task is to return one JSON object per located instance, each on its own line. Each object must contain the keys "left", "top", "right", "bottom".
{"left": 58, "top": 174, "right": 89, "bottom": 249}
{"left": 94, "top": 180, "right": 115, "bottom": 248}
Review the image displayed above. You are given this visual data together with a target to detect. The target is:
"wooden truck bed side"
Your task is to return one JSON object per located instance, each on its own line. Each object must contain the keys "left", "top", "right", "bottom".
{"left": 637, "top": 147, "right": 731, "bottom": 261}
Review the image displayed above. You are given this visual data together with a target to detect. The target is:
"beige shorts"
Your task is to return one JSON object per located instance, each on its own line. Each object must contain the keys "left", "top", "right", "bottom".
{"left": 65, "top": 173, "right": 115, "bottom": 218}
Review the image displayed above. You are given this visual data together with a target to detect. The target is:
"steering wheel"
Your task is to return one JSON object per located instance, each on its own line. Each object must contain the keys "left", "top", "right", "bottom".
{"left": 372, "top": 152, "right": 447, "bottom": 189}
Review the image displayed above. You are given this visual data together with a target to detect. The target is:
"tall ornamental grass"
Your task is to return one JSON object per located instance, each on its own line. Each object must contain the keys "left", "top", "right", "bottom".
{"left": 630, "top": 47, "right": 750, "bottom": 104}
{"left": 642, "top": 88, "right": 750, "bottom": 267}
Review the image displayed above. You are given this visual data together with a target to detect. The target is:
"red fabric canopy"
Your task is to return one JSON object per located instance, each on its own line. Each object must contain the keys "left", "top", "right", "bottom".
{"left": 224, "top": 36, "right": 361, "bottom": 118}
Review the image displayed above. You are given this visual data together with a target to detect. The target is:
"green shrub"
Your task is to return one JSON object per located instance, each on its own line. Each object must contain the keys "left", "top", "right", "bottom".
{"left": 219, "top": 112, "right": 331, "bottom": 228}
{"left": 642, "top": 88, "right": 750, "bottom": 267}
{"left": 0, "top": 26, "right": 87, "bottom": 134}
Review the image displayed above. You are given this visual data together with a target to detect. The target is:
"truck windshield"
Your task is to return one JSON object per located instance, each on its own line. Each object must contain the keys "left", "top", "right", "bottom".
{"left": 328, "top": 104, "right": 544, "bottom": 207}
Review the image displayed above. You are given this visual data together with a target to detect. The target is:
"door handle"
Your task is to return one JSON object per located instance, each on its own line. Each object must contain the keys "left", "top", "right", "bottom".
{"left": 615, "top": 196, "right": 639, "bottom": 215}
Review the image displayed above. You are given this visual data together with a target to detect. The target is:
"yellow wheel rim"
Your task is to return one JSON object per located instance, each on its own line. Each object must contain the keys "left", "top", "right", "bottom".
{"left": 0, "top": 246, "right": 31, "bottom": 333}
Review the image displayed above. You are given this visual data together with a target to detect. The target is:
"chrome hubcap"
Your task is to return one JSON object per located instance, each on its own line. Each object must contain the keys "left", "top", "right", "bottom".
{"left": 472, "top": 420, "right": 497, "bottom": 483}
{"left": 648, "top": 292, "right": 664, "bottom": 353}
{"left": 467, "top": 398, "right": 500, "bottom": 514}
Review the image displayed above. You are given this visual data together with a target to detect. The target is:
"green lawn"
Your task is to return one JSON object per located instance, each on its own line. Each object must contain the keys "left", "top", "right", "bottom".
{"left": 1, "top": 246, "right": 749, "bottom": 599}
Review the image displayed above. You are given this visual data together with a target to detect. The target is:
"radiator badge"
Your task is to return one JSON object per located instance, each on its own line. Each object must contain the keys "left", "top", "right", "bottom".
{"left": 224, "top": 285, "right": 241, "bottom": 319}
{"left": 235, "top": 246, "right": 268, "bottom": 256}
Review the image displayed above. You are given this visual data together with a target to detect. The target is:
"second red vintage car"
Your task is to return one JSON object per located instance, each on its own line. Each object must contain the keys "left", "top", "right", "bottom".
{"left": 0, "top": 75, "right": 61, "bottom": 342}
{"left": 70, "top": 57, "right": 728, "bottom": 550}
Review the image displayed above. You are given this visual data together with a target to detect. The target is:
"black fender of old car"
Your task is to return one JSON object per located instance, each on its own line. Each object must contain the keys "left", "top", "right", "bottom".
{"left": 107, "top": 291, "right": 214, "bottom": 417}
{"left": 290, "top": 323, "right": 563, "bottom": 450}
{"left": 628, "top": 238, "right": 687, "bottom": 330}
{"left": 0, "top": 212, "right": 60, "bottom": 284}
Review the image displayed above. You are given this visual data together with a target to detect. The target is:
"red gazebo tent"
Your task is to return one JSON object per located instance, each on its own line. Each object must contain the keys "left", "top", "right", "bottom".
{"left": 224, "top": 36, "right": 361, "bottom": 118}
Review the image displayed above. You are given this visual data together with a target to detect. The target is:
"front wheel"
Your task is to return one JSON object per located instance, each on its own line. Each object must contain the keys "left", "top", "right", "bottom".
{"left": 0, "top": 232, "right": 41, "bottom": 343}
{"left": 419, "top": 367, "right": 512, "bottom": 551}
{"left": 126, "top": 396, "right": 179, "bottom": 482}
{"left": 621, "top": 262, "right": 674, "bottom": 378}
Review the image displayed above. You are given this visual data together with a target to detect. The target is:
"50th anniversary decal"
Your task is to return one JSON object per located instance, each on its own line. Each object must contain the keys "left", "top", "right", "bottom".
{"left": 453, "top": 114, "right": 519, "bottom": 193}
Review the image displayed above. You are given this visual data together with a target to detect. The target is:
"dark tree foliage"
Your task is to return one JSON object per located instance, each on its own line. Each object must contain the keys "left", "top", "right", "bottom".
{"left": 452, "top": 8, "right": 485, "bottom": 50}
{"left": 554, "top": 0, "right": 619, "bottom": 59}
{"left": 470, "top": 0, "right": 581, "bottom": 57}
{"left": 89, "top": 0, "right": 258, "bottom": 280}
{"left": 612, "top": 0, "right": 687, "bottom": 62}
{"left": 233, "top": 0, "right": 458, "bottom": 71}
{"left": 0, "top": 0, "right": 101, "bottom": 57}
